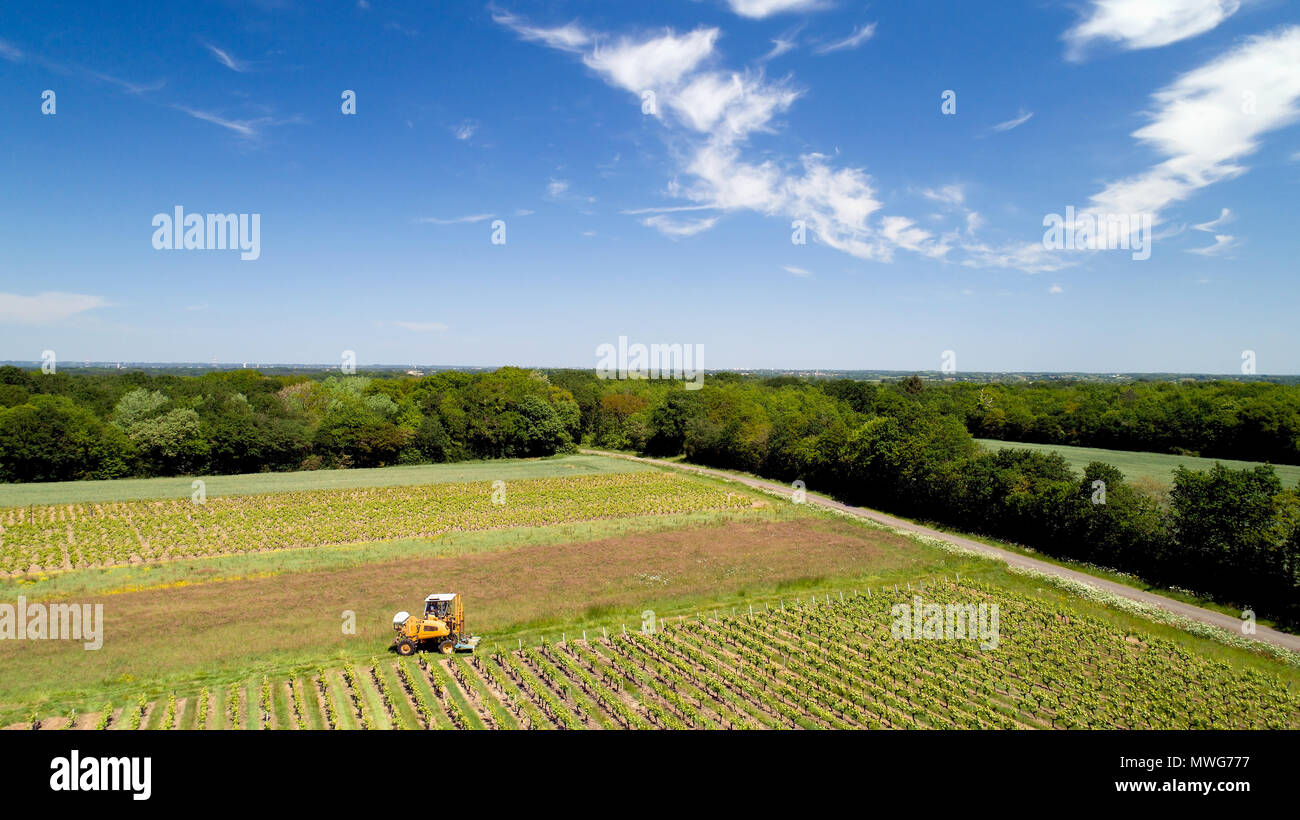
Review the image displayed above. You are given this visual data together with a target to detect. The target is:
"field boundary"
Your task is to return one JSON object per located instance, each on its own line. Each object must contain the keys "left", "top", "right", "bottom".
{"left": 580, "top": 449, "right": 1300, "bottom": 654}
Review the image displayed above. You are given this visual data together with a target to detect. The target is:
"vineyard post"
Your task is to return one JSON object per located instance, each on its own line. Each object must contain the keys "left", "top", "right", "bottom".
{"left": 749, "top": 604, "right": 753, "bottom": 617}
{"left": 622, "top": 624, "right": 626, "bottom": 636}
{"left": 602, "top": 627, "right": 607, "bottom": 639}
{"left": 582, "top": 630, "right": 586, "bottom": 642}
{"left": 956, "top": 572, "right": 960, "bottom": 583}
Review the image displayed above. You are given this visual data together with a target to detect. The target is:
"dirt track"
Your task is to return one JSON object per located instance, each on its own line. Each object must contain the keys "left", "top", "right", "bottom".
{"left": 581, "top": 449, "right": 1300, "bottom": 653}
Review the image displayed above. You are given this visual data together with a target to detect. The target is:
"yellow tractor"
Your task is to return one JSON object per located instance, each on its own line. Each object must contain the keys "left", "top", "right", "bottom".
{"left": 392, "top": 593, "right": 480, "bottom": 656}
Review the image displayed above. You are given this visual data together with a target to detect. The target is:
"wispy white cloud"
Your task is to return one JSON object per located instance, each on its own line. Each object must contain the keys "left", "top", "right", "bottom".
{"left": 584, "top": 28, "right": 718, "bottom": 93}
{"left": 205, "top": 43, "right": 250, "bottom": 72}
{"left": 1193, "top": 207, "right": 1233, "bottom": 232}
{"left": 640, "top": 214, "right": 719, "bottom": 237}
{"left": 989, "top": 109, "right": 1033, "bottom": 132}
{"left": 493, "top": 10, "right": 592, "bottom": 52}
{"left": 86, "top": 70, "right": 165, "bottom": 96}
{"left": 174, "top": 106, "right": 273, "bottom": 138}
{"left": 1065, "top": 0, "right": 1241, "bottom": 60}
{"left": 1088, "top": 26, "right": 1300, "bottom": 226}
{"left": 0, "top": 292, "right": 110, "bottom": 324}
{"left": 1187, "top": 234, "right": 1238, "bottom": 255}
{"left": 813, "top": 23, "right": 877, "bottom": 55}
{"left": 416, "top": 213, "right": 495, "bottom": 225}
{"left": 452, "top": 120, "right": 479, "bottom": 140}
{"left": 761, "top": 33, "right": 799, "bottom": 62}
{"left": 497, "top": 14, "right": 953, "bottom": 263}
{"left": 784, "top": 265, "right": 812, "bottom": 277}
{"left": 547, "top": 179, "right": 570, "bottom": 197}
{"left": 921, "top": 185, "right": 965, "bottom": 206}
{"left": 0, "top": 39, "right": 23, "bottom": 62}
{"left": 725, "top": 0, "right": 827, "bottom": 19}
{"left": 961, "top": 241, "right": 1074, "bottom": 274}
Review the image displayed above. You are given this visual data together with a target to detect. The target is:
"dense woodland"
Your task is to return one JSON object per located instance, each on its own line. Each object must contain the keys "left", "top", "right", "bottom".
{"left": 2, "top": 365, "right": 1297, "bottom": 623}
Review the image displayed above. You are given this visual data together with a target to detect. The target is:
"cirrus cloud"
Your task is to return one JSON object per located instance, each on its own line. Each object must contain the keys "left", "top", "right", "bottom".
{"left": 0, "top": 292, "right": 111, "bottom": 324}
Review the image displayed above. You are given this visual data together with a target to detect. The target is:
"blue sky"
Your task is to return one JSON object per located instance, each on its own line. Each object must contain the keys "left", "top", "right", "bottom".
{"left": 1, "top": 0, "right": 1298, "bottom": 373}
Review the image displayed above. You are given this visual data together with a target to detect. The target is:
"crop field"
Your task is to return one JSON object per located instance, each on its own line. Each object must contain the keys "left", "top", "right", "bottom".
{"left": 0, "top": 454, "right": 650, "bottom": 507}
{"left": 0, "top": 471, "right": 756, "bottom": 573}
{"left": 25, "top": 581, "right": 1296, "bottom": 731}
{"left": 976, "top": 439, "right": 1300, "bottom": 489}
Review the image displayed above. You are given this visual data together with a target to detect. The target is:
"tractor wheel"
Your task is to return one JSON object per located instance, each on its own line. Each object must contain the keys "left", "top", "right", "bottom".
{"left": 438, "top": 640, "right": 455, "bottom": 655}
{"left": 397, "top": 640, "right": 416, "bottom": 656}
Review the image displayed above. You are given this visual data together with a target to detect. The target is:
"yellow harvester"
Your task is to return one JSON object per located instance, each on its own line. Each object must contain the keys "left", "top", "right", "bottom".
{"left": 392, "top": 593, "right": 480, "bottom": 655}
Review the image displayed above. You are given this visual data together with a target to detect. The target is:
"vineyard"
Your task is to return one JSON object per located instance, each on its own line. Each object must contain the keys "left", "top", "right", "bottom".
{"left": 0, "top": 472, "right": 756, "bottom": 573}
{"left": 25, "top": 581, "right": 1297, "bottom": 730}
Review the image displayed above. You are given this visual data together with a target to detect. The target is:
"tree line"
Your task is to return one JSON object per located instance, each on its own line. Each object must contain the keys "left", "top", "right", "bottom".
{"left": 917, "top": 379, "right": 1300, "bottom": 464}
{"left": 0, "top": 366, "right": 578, "bottom": 482}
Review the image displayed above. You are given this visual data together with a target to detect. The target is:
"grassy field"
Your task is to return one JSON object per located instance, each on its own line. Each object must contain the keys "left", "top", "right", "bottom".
{"left": 3, "top": 454, "right": 1298, "bottom": 728}
{"left": 976, "top": 438, "right": 1300, "bottom": 489}
{"left": 0, "top": 453, "right": 648, "bottom": 506}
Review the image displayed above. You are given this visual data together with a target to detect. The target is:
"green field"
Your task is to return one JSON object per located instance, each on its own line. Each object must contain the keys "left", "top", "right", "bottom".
{"left": 976, "top": 439, "right": 1300, "bottom": 489}
{"left": 0, "top": 453, "right": 649, "bottom": 506}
